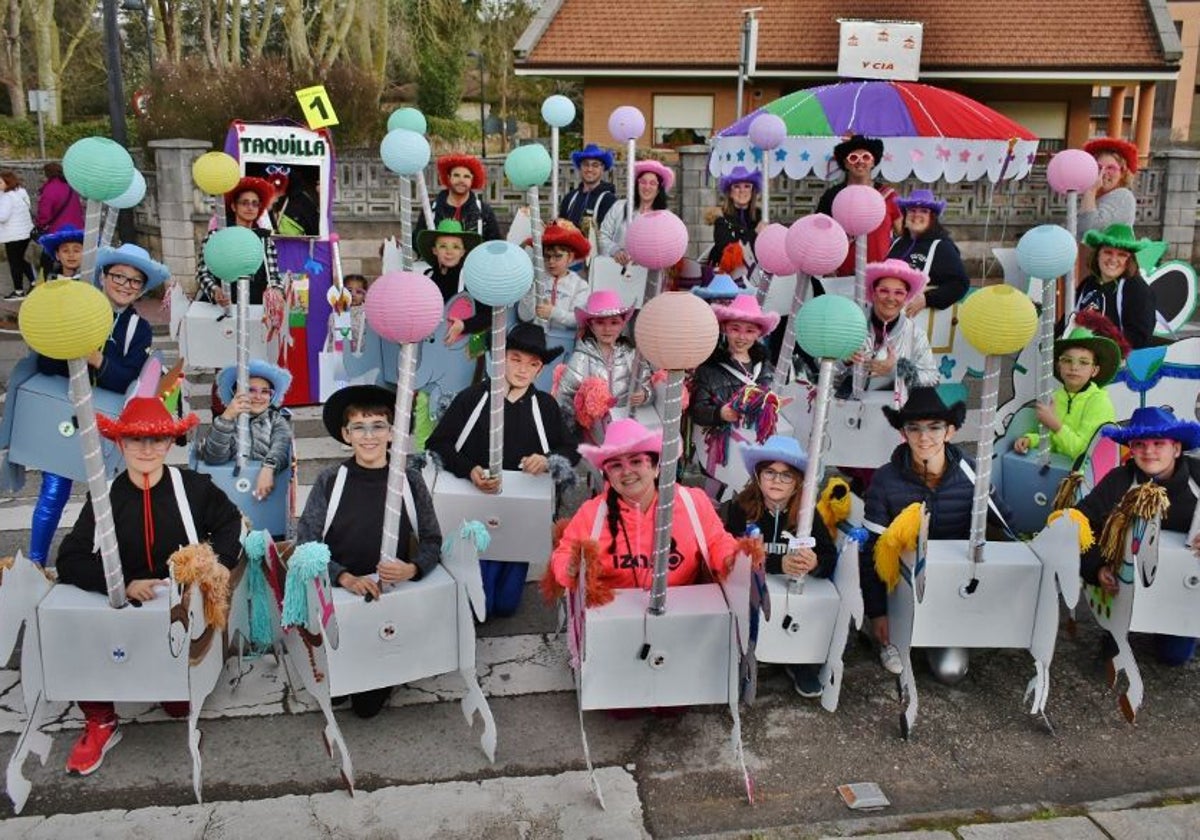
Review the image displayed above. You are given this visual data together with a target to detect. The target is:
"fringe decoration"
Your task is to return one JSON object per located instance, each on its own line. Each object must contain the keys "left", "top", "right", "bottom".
{"left": 539, "top": 519, "right": 573, "bottom": 604}
{"left": 169, "top": 542, "right": 231, "bottom": 631}
{"left": 874, "top": 502, "right": 924, "bottom": 591}
{"left": 895, "top": 357, "right": 918, "bottom": 389}
{"left": 715, "top": 536, "right": 766, "bottom": 583}
{"left": 574, "top": 376, "right": 616, "bottom": 432}
{"left": 718, "top": 242, "right": 746, "bottom": 275}
{"left": 817, "top": 476, "right": 853, "bottom": 541}
{"left": 1113, "top": 362, "right": 1200, "bottom": 393}
{"left": 1052, "top": 472, "right": 1085, "bottom": 512}
{"left": 281, "top": 541, "right": 331, "bottom": 629}
{"left": 443, "top": 520, "right": 491, "bottom": 557}
{"left": 551, "top": 363, "right": 567, "bottom": 398}
{"left": 262, "top": 286, "right": 287, "bottom": 344}
{"left": 548, "top": 453, "right": 577, "bottom": 488}
{"left": 1047, "top": 508, "right": 1096, "bottom": 552}
{"left": 1098, "top": 483, "right": 1170, "bottom": 572}
{"left": 728, "top": 385, "right": 782, "bottom": 444}
{"left": 242, "top": 531, "right": 275, "bottom": 649}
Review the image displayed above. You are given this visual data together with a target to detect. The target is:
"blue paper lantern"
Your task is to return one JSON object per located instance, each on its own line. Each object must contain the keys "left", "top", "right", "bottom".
{"left": 1016, "top": 224, "right": 1077, "bottom": 280}
{"left": 203, "top": 226, "right": 265, "bottom": 283}
{"left": 796, "top": 294, "right": 868, "bottom": 360}
{"left": 380, "top": 128, "right": 431, "bottom": 176}
{"left": 504, "top": 144, "right": 553, "bottom": 189}
{"left": 63, "top": 137, "right": 135, "bottom": 202}
{"left": 462, "top": 241, "right": 534, "bottom": 307}
{"left": 387, "top": 107, "right": 428, "bottom": 134}
{"left": 541, "top": 95, "right": 576, "bottom": 128}
{"left": 104, "top": 170, "right": 146, "bottom": 210}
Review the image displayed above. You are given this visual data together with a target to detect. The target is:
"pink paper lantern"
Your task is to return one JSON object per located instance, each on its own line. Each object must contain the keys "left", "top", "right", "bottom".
{"left": 747, "top": 114, "right": 787, "bottom": 151}
{"left": 831, "top": 184, "right": 886, "bottom": 236}
{"left": 1047, "top": 149, "right": 1100, "bottom": 195}
{"left": 365, "top": 271, "right": 444, "bottom": 344}
{"left": 754, "top": 223, "right": 795, "bottom": 275}
{"left": 635, "top": 292, "right": 719, "bottom": 370}
{"left": 626, "top": 210, "right": 689, "bottom": 270}
{"left": 785, "top": 214, "right": 850, "bottom": 276}
{"left": 608, "top": 106, "right": 646, "bottom": 143}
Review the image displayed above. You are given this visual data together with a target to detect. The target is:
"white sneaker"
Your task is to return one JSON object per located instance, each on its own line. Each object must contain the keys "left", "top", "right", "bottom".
{"left": 879, "top": 644, "right": 903, "bottom": 675}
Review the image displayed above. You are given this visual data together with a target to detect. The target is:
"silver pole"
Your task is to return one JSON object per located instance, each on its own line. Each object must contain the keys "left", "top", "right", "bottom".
{"left": 625, "top": 139, "right": 636, "bottom": 225}
{"left": 648, "top": 371, "right": 685, "bottom": 615}
{"left": 488, "top": 306, "right": 506, "bottom": 488}
{"left": 1036, "top": 273, "right": 1056, "bottom": 468}
{"left": 400, "top": 174, "right": 415, "bottom": 270}
{"left": 1064, "top": 191, "right": 1078, "bottom": 317}
{"left": 551, "top": 127, "right": 561, "bottom": 215}
{"left": 772, "top": 273, "right": 810, "bottom": 388}
{"left": 969, "top": 354, "right": 1001, "bottom": 570}
{"left": 851, "top": 233, "right": 869, "bottom": 397}
{"left": 79, "top": 199, "right": 103, "bottom": 281}
{"left": 236, "top": 275, "right": 250, "bottom": 474}
{"left": 380, "top": 341, "right": 418, "bottom": 589}
{"left": 529, "top": 186, "right": 547, "bottom": 327}
{"left": 415, "top": 171, "right": 436, "bottom": 229}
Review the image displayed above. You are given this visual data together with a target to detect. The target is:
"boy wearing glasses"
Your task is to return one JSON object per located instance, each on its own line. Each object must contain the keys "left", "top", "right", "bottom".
{"left": 516, "top": 221, "right": 590, "bottom": 332}
{"left": 198, "top": 360, "right": 294, "bottom": 503}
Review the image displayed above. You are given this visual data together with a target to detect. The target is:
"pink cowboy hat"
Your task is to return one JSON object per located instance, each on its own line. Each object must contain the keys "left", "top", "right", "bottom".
{"left": 710, "top": 293, "right": 780, "bottom": 334}
{"left": 865, "top": 259, "right": 928, "bottom": 304}
{"left": 578, "top": 418, "right": 663, "bottom": 470}
{"left": 634, "top": 159, "right": 675, "bottom": 192}
{"left": 575, "top": 289, "right": 634, "bottom": 327}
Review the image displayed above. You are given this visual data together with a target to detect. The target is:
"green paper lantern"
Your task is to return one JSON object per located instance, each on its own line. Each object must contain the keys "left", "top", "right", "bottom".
{"left": 387, "top": 108, "right": 428, "bottom": 134}
{"left": 796, "top": 294, "right": 868, "bottom": 360}
{"left": 504, "top": 144, "right": 552, "bottom": 189}
{"left": 202, "top": 226, "right": 265, "bottom": 283}
{"left": 63, "top": 137, "right": 135, "bottom": 202}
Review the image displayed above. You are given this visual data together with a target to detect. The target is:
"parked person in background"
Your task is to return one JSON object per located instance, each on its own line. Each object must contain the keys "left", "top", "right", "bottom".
{"left": 0, "top": 170, "right": 37, "bottom": 299}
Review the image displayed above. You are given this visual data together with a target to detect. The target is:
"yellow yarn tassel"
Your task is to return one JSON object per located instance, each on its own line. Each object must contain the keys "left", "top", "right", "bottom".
{"left": 1098, "top": 484, "right": 1170, "bottom": 573}
{"left": 817, "top": 475, "right": 853, "bottom": 540}
{"left": 1051, "top": 472, "right": 1084, "bottom": 512}
{"left": 874, "top": 502, "right": 924, "bottom": 591}
{"left": 1046, "top": 507, "right": 1095, "bottom": 552}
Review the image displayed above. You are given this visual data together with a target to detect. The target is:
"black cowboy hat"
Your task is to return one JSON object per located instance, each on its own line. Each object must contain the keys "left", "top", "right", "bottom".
{"left": 507, "top": 322, "right": 564, "bottom": 364}
{"left": 322, "top": 384, "right": 397, "bottom": 441}
{"left": 882, "top": 386, "right": 967, "bottom": 431}
{"left": 833, "top": 135, "right": 885, "bottom": 169}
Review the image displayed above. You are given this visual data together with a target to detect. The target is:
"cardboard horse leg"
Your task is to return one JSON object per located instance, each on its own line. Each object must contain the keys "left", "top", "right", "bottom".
{"left": 1024, "top": 516, "right": 1081, "bottom": 721}
{"left": 819, "top": 533, "right": 865, "bottom": 712}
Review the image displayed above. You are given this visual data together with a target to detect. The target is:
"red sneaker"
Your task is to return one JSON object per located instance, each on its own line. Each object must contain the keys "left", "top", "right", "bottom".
{"left": 65, "top": 718, "right": 121, "bottom": 776}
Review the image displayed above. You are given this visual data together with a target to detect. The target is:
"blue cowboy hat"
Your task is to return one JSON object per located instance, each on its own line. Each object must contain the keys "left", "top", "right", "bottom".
{"left": 94, "top": 243, "right": 170, "bottom": 294}
{"left": 216, "top": 360, "right": 293, "bottom": 409}
{"left": 717, "top": 166, "right": 762, "bottom": 194}
{"left": 740, "top": 434, "right": 809, "bottom": 477}
{"left": 570, "top": 143, "right": 614, "bottom": 171}
{"left": 1103, "top": 406, "right": 1200, "bottom": 451}
{"left": 38, "top": 225, "right": 83, "bottom": 254}
{"left": 692, "top": 273, "right": 746, "bottom": 301}
{"left": 896, "top": 189, "right": 947, "bottom": 215}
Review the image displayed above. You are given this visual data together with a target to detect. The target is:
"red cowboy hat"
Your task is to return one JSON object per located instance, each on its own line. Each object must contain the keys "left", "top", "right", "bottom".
{"left": 1083, "top": 137, "right": 1139, "bottom": 175}
{"left": 97, "top": 397, "right": 199, "bottom": 442}
{"left": 437, "top": 154, "right": 487, "bottom": 189}
{"left": 224, "top": 176, "right": 276, "bottom": 214}
{"left": 523, "top": 221, "right": 590, "bottom": 260}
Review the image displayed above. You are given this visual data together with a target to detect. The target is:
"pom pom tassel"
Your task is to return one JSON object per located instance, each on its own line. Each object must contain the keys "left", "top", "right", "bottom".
{"left": 168, "top": 542, "right": 231, "bottom": 631}
{"left": 242, "top": 531, "right": 276, "bottom": 650}
{"left": 1051, "top": 471, "right": 1085, "bottom": 512}
{"left": 874, "top": 502, "right": 924, "bottom": 591}
{"left": 281, "top": 541, "right": 331, "bottom": 628}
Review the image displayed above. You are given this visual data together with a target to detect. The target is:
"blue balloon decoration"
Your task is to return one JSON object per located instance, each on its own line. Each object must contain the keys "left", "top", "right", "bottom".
{"left": 104, "top": 170, "right": 146, "bottom": 209}
{"left": 541, "top": 95, "right": 576, "bottom": 128}
{"left": 380, "top": 128, "right": 431, "bottom": 176}
{"left": 462, "top": 241, "right": 534, "bottom": 307}
{"left": 504, "top": 144, "right": 553, "bottom": 189}
{"left": 1016, "top": 224, "right": 1077, "bottom": 280}
{"left": 387, "top": 107, "right": 428, "bottom": 134}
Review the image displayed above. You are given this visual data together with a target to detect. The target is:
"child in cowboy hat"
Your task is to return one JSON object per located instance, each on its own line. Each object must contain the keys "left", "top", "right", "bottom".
{"left": 26, "top": 244, "right": 171, "bottom": 567}
{"left": 1071, "top": 406, "right": 1200, "bottom": 665}
{"left": 707, "top": 165, "right": 764, "bottom": 275}
{"left": 1075, "top": 223, "right": 1157, "bottom": 349}
{"left": 558, "top": 143, "right": 619, "bottom": 233}
{"left": 55, "top": 395, "right": 242, "bottom": 776}
{"left": 293, "top": 383, "right": 443, "bottom": 716}
{"left": 412, "top": 153, "right": 501, "bottom": 245}
{"left": 517, "top": 220, "right": 591, "bottom": 331}
{"left": 37, "top": 224, "right": 84, "bottom": 279}
{"left": 1012, "top": 312, "right": 1121, "bottom": 460}
{"left": 886, "top": 189, "right": 969, "bottom": 316}
{"left": 598, "top": 159, "right": 674, "bottom": 266}
{"left": 198, "top": 360, "right": 295, "bottom": 507}
{"left": 415, "top": 219, "right": 490, "bottom": 346}
{"left": 690, "top": 294, "right": 779, "bottom": 432}
{"left": 816, "top": 135, "right": 902, "bottom": 279}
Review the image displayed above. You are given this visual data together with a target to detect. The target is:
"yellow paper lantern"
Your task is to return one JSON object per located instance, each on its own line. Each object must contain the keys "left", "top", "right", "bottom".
{"left": 958, "top": 284, "right": 1038, "bottom": 356}
{"left": 192, "top": 152, "right": 241, "bottom": 196}
{"left": 19, "top": 279, "right": 113, "bottom": 360}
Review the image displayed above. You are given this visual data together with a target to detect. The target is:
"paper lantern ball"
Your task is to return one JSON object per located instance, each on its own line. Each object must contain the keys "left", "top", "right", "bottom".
{"left": 366, "top": 272, "right": 443, "bottom": 344}
{"left": 795, "top": 294, "right": 868, "bottom": 360}
{"left": 63, "top": 137, "right": 135, "bottom": 202}
{"left": 959, "top": 285, "right": 1038, "bottom": 356}
{"left": 754, "top": 223, "right": 796, "bottom": 275}
{"left": 504, "top": 144, "right": 553, "bottom": 189}
{"left": 192, "top": 152, "right": 241, "bottom": 196}
{"left": 626, "top": 210, "right": 689, "bottom": 270}
{"left": 380, "top": 128, "right": 431, "bottom": 176}
{"left": 831, "top": 185, "right": 886, "bottom": 236}
{"left": 387, "top": 107, "right": 427, "bottom": 134}
{"left": 105, "top": 170, "right": 146, "bottom": 210}
{"left": 19, "top": 279, "right": 113, "bottom": 360}
{"left": 541, "top": 95, "right": 576, "bottom": 129}
{"left": 462, "top": 241, "right": 534, "bottom": 307}
{"left": 1016, "top": 224, "right": 1078, "bottom": 279}
{"left": 635, "top": 292, "right": 719, "bottom": 370}
{"left": 1047, "top": 149, "right": 1099, "bottom": 195}
{"left": 748, "top": 113, "right": 788, "bottom": 151}
{"left": 786, "top": 213, "right": 850, "bottom": 276}
{"left": 202, "top": 226, "right": 266, "bottom": 283}
{"left": 608, "top": 106, "right": 646, "bottom": 143}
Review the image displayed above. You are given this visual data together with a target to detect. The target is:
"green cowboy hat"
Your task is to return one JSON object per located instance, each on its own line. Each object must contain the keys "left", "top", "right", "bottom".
{"left": 416, "top": 219, "right": 483, "bottom": 266}
{"left": 1053, "top": 325, "right": 1121, "bottom": 386}
{"left": 1081, "top": 223, "right": 1149, "bottom": 253}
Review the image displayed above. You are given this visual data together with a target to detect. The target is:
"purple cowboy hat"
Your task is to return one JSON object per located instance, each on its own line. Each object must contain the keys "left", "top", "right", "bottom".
{"left": 896, "top": 188, "right": 947, "bottom": 215}
{"left": 717, "top": 166, "right": 763, "bottom": 194}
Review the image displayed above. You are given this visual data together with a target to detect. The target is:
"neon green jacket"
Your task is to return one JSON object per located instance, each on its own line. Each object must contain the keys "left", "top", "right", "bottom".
{"left": 1022, "top": 381, "right": 1116, "bottom": 460}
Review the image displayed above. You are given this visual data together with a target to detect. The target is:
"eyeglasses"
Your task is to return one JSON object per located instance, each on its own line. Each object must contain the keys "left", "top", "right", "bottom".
{"left": 1099, "top": 163, "right": 1122, "bottom": 174}
{"left": 602, "top": 454, "right": 654, "bottom": 474}
{"left": 236, "top": 199, "right": 261, "bottom": 207}
{"left": 844, "top": 152, "right": 874, "bottom": 165}
{"left": 246, "top": 387, "right": 274, "bottom": 398}
{"left": 1129, "top": 438, "right": 1174, "bottom": 452}
{"left": 124, "top": 436, "right": 172, "bottom": 450}
{"left": 759, "top": 469, "right": 797, "bottom": 484}
{"left": 345, "top": 421, "right": 391, "bottom": 438}
{"left": 104, "top": 270, "right": 145, "bottom": 289}
{"left": 903, "top": 421, "right": 948, "bottom": 437}
{"left": 1057, "top": 356, "right": 1096, "bottom": 368}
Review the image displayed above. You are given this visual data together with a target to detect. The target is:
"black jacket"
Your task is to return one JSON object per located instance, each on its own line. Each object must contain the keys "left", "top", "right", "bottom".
{"left": 1075, "top": 273, "right": 1157, "bottom": 349}
{"left": 707, "top": 208, "right": 761, "bottom": 268}
{"left": 886, "top": 232, "right": 969, "bottom": 310}
{"left": 413, "top": 191, "right": 501, "bottom": 245}
{"left": 861, "top": 442, "right": 1014, "bottom": 618}
{"left": 723, "top": 500, "right": 837, "bottom": 577}
{"left": 688, "top": 345, "right": 774, "bottom": 429}
{"left": 558, "top": 182, "right": 617, "bottom": 230}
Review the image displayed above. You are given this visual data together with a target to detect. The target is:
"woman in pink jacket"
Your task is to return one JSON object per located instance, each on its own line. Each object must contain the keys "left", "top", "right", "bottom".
{"left": 548, "top": 418, "right": 739, "bottom": 594}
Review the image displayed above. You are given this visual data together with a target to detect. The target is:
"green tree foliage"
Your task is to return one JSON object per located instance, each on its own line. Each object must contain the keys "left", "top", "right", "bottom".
{"left": 406, "top": 0, "right": 470, "bottom": 119}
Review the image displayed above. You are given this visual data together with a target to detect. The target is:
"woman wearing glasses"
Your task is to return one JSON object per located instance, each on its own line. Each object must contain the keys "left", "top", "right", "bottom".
{"left": 26, "top": 244, "right": 170, "bottom": 567}
{"left": 815, "top": 135, "right": 903, "bottom": 280}
{"left": 860, "top": 388, "right": 1013, "bottom": 684}
{"left": 1078, "top": 137, "right": 1138, "bottom": 238}
{"left": 194, "top": 176, "right": 283, "bottom": 306}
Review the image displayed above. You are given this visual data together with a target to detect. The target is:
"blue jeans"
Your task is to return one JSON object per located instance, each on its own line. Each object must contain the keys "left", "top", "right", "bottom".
{"left": 479, "top": 559, "right": 528, "bottom": 618}
{"left": 1155, "top": 634, "right": 1197, "bottom": 666}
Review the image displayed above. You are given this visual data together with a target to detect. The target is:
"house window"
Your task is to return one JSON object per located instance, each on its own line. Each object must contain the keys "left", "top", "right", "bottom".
{"left": 653, "top": 95, "right": 714, "bottom": 146}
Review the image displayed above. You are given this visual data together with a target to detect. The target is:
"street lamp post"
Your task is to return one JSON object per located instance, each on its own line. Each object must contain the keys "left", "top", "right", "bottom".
{"left": 120, "top": 0, "right": 153, "bottom": 69}
{"left": 102, "top": 0, "right": 128, "bottom": 148}
{"left": 467, "top": 50, "right": 486, "bottom": 159}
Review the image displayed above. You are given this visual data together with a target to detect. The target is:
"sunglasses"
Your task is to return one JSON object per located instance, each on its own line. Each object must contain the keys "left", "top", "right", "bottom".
{"left": 903, "top": 421, "right": 948, "bottom": 436}
{"left": 844, "top": 151, "right": 875, "bottom": 165}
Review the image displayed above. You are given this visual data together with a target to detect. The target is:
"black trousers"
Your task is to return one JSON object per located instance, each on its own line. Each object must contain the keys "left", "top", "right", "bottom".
{"left": 5, "top": 238, "right": 33, "bottom": 292}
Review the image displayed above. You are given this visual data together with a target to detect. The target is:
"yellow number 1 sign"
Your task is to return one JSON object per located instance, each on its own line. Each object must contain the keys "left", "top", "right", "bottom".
{"left": 295, "top": 85, "right": 339, "bottom": 129}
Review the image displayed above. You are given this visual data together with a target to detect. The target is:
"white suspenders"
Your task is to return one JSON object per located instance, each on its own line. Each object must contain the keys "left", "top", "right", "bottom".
{"left": 322, "top": 465, "right": 419, "bottom": 551}
{"left": 454, "top": 391, "right": 550, "bottom": 455}
{"left": 93, "top": 466, "right": 198, "bottom": 554}
{"left": 588, "top": 487, "right": 709, "bottom": 565}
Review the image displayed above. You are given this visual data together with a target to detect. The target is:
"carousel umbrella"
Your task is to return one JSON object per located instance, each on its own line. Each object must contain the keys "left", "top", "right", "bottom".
{"left": 710, "top": 80, "right": 1039, "bottom": 184}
